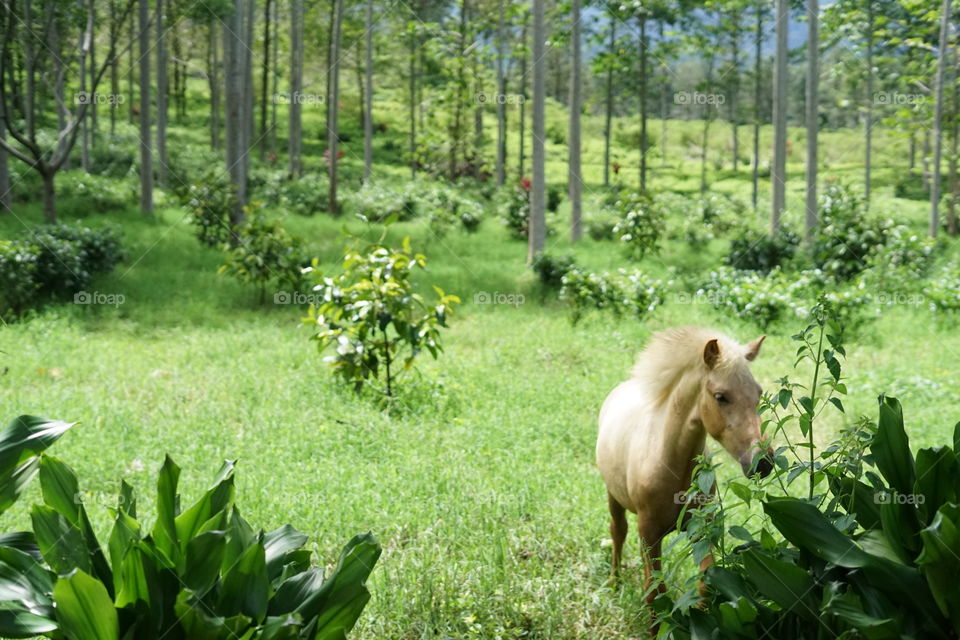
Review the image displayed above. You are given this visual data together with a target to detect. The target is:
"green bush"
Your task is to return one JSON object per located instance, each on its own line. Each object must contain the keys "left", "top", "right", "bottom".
{"left": 305, "top": 235, "right": 460, "bottom": 396}
{"left": 586, "top": 214, "right": 617, "bottom": 241}
{"left": 252, "top": 170, "right": 327, "bottom": 216}
{"left": 500, "top": 182, "right": 531, "bottom": 240}
{"left": 219, "top": 216, "right": 306, "bottom": 302}
{"left": 611, "top": 194, "right": 663, "bottom": 260}
{"left": 183, "top": 179, "right": 238, "bottom": 248}
{"left": 347, "top": 184, "right": 418, "bottom": 222}
{"left": 927, "top": 262, "right": 960, "bottom": 313}
{"left": 893, "top": 170, "right": 928, "bottom": 200}
{"left": 0, "top": 240, "right": 39, "bottom": 317}
{"left": 531, "top": 252, "right": 576, "bottom": 290}
{"left": 726, "top": 227, "right": 800, "bottom": 272}
{"left": 28, "top": 230, "right": 92, "bottom": 299}
{"left": 812, "top": 181, "right": 888, "bottom": 280}
{"left": 56, "top": 173, "right": 133, "bottom": 213}
{"left": 547, "top": 183, "right": 564, "bottom": 213}
{"left": 559, "top": 267, "right": 663, "bottom": 325}
{"left": 0, "top": 414, "right": 381, "bottom": 640}
{"left": 38, "top": 224, "right": 124, "bottom": 276}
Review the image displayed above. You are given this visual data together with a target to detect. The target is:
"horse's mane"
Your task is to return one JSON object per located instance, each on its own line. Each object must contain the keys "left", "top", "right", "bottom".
{"left": 629, "top": 326, "right": 742, "bottom": 404}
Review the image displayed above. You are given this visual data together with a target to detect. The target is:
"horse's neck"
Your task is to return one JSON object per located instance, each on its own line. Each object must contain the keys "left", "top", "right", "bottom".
{"left": 660, "top": 368, "right": 708, "bottom": 470}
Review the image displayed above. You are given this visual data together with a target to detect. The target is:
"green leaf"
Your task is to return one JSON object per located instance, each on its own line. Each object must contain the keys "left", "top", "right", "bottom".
{"left": 0, "top": 545, "right": 55, "bottom": 617}
{"left": 183, "top": 530, "right": 226, "bottom": 595}
{"left": 828, "top": 397, "right": 845, "bottom": 413}
{"left": 264, "top": 525, "right": 309, "bottom": 583}
{"left": 113, "top": 543, "right": 151, "bottom": 609}
{"left": 218, "top": 539, "right": 269, "bottom": 623}
{"left": 697, "top": 470, "right": 716, "bottom": 495}
{"left": 822, "top": 584, "right": 899, "bottom": 639}
{"left": 151, "top": 456, "right": 181, "bottom": 566}
{"left": 31, "top": 505, "right": 90, "bottom": 575}
{"left": 728, "top": 481, "right": 752, "bottom": 506}
{"left": 914, "top": 447, "right": 959, "bottom": 525}
{"left": 0, "top": 416, "right": 75, "bottom": 517}
{"left": 917, "top": 504, "right": 960, "bottom": 633}
{"left": 741, "top": 549, "right": 817, "bottom": 620}
{"left": 830, "top": 477, "right": 881, "bottom": 530}
{"left": 0, "top": 603, "right": 58, "bottom": 638}
{"left": 175, "top": 460, "right": 235, "bottom": 553}
{"left": 872, "top": 397, "right": 915, "bottom": 495}
{"left": 728, "top": 526, "right": 753, "bottom": 542}
{"left": 53, "top": 569, "right": 119, "bottom": 640}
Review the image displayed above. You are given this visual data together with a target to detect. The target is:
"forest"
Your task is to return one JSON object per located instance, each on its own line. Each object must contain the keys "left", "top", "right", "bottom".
{"left": 0, "top": 0, "right": 959, "bottom": 637}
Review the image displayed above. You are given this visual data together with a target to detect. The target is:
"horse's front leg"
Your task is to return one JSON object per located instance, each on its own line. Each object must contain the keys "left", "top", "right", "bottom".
{"left": 637, "top": 515, "right": 666, "bottom": 606}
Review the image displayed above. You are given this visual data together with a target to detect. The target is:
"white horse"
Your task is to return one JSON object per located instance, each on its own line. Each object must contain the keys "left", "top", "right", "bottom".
{"left": 596, "top": 326, "right": 773, "bottom": 598}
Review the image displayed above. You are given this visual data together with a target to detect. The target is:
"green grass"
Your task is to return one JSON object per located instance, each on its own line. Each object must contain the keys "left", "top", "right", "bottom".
{"left": 1, "top": 93, "right": 959, "bottom": 638}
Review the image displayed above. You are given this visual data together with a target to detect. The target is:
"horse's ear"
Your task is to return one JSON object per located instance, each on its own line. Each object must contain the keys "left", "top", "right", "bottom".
{"left": 703, "top": 339, "right": 721, "bottom": 369}
{"left": 745, "top": 335, "right": 766, "bottom": 361}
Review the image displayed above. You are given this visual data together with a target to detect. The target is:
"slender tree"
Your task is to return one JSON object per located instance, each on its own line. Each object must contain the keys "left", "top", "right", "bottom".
{"left": 80, "top": 0, "right": 93, "bottom": 172}
{"left": 864, "top": 0, "right": 874, "bottom": 205}
{"left": 517, "top": 13, "right": 529, "bottom": 179}
{"left": 751, "top": 0, "right": 763, "bottom": 210}
{"left": 569, "top": 0, "right": 582, "bottom": 241}
{"left": 771, "top": 0, "right": 788, "bottom": 231}
{"left": 327, "top": 0, "right": 344, "bottom": 213}
{"left": 528, "top": 0, "right": 546, "bottom": 261}
{"left": 288, "top": 0, "right": 303, "bottom": 177}
{"left": 638, "top": 8, "right": 648, "bottom": 192}
{"left": 363, "top": 0, "right": 374, "bottom": 182}
{"left": 138, "top": 0, "right": 153, "bottom": 213}
{"left": 259, "top": 0, "right": 271, "bottom": 160}
{"left": 603, "top": 13, "right": 616, "bottom": 186}
{"left": 948, "top": 46, "right": 958, "bottom": 236}
{"left": 929, "top": 0, "right": 952, "bottom": 237}
{"left": 156, "top": 0, "right": 168, "bottom": 186}
{"left": 0, "top": 95, "right": 8, "bottom": 211}
{"left": 805, "top": 0, "right": 819, "bottom": 241}
{"left": 224, "top": 0, "right": 250, "bottom": 226}
{"left": 495, "top": 0, "right": 507, "bottom": 185}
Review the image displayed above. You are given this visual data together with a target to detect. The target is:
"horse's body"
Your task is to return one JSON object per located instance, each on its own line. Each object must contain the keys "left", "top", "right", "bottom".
{"left": 596, "top": 327, "right": 772, "bottom": 594}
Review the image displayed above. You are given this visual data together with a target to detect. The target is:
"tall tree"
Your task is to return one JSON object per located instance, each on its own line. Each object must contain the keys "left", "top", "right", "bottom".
{"left": 602, "top": 12, "right": 616, "bottom": 186}
{"left": 0, "top": 95, "right": 8, "bottom": 212}
{"left": 288, "top": 0, "right": 303, "bottom": 177}
{"left": 517, "top": 13, "right": 529, "bottom": 179}
{"left": 929, "top": 0, "right": 952, "bottom": 237}
{"left": 569, "top": 0, "right": 582, "bottom": 241}
{"left": 363, "top": 0, "right": 374, "bottom": 183}
{"left": 259, "top": 0, "right": 271, "bottom": 161}
{"left": 156, "top": 0, "right": 169, "bottom": 186}
{"left": 805, "top": 0, "right": 819, "bottom": 241}
{"left": 80, "top": 0, "right": 93, "bottom": 173}
{"left": 771, "top": 0, "right": 788, "bottom": 231}
{"left": 138, "top": 0, "right": 153, "bottom": 213}
{"left": 408, "top": 4, "right": 418, "bottom": 179}
{"left": 638, "top": 7, "right": 649, "bottom": 192}
{"left": 224, "top": 0, "right": 250, "bottom": 226}
{"left": 495, "top": 0, "right": 507, "bottom": 186}
{"left": 751, "top": 0, "right": 764, "bottom": 210}
{"left": 864, "top": 0, "right": 874, "bottom": 205}
{"left": 528, "top": 0, "right": 546, "bottom": 261}
{"left": 327, "top": 0, "right": 343, "bottom": 214}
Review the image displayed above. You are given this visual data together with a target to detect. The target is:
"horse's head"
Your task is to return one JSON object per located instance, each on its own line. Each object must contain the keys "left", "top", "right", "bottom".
{"left": 698, "top": 335, "right": 774, "bottom": 479}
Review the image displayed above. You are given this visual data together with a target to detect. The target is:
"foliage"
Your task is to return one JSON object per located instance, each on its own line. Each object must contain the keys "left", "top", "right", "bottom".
{"left": 893, "top": 171, "right": 928, "bottom": 200}
{"left": 305, "top": 233, "right": 460, "bottom": 396}
{"left": 56, "top": 173, "right": 133, "bottom": 214}
{"left": 183, "top": 178, "right": 239, "bottom": 248}
{"left": 863, "top": 224, "right": 938, "bottom": 289}
{"left": 726, "top": 227, "right": 800, "bottom": 273}
{"left": 500, "top": 182, "right": 531, "bottom": 240}
{"left": 611, "top": 194, "right": 663, "bottom": 260}
{"left": 587, "top": 216, "right": 617, "bottom": 241}
{"left": 662, "top": 310, "right": 960, "bottom": 638}
{"left": 546, "top": 183, "right": 564, "bottom": 213}
{"left": 530, "top": 252, "right": 577, "bottom": 290}
{"left": 251, "top": 170, "right": 328, "bottom": 216}
{"left": 415, "top": 184, "right": 484, "bottom": 236}
{"left": 0, "top": 240, "right": 39, "bottom": 317}
{"left": 37, "top": 224, "right": 124, "bottom": 277}
{"left": 927, "top": 262, "right": 960, "bottom": 313}
{"left": 347, "top": 184, "right": 419, "bottom": 222}
{"left": 218, "top": 216, "right": 306, "bottom": 302}
{"left": 812, "top": 181, "right": 889, "bottom": 280}
{"left": 559, "top": 267, "right": 663, "bottom": 325}
{"left": 0, "top": 417, "right": 381, "bottom": 640}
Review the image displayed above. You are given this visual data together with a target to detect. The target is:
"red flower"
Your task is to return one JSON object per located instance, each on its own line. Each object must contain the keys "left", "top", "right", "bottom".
{"left": 612, "top": 162, "right": 621, "bottom": 175}
{"left": 519, "top": 177, "right": 532, "bottom": 191}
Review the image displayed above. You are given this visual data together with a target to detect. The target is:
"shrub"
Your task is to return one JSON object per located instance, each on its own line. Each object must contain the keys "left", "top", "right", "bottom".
{"left": 865, "top": 224, "right": 937, "bottom": 285}
{"left": 28, "top": 229, "right": 92, "bottom": 299}
{"left": 547, "top": 183, "right": 564, "bottom": 213}
{"left": 347, "top": 184, "right": 419, "bottom": 222}
{"left": 183, "top": 179, "right": 238, "bottom": 247}
{"left": 38, "top": 224, "right": 124, "bottom": 275}
{"left": 500, "top": 182, "right": 531, "bottom": 239}
{"left": 253, "top": 170, "right": 328, "bottom": 216}
{"left": 893, "top": 170, "right": 927, "bottom": 200}
{"left": 726, "top": 227, "right": 800, "bottom": 272}
{"left": 927, "top": 263, "right": 960, "bottom": 313}
{"left": 812, "top": 181, "right": 888, "bottom": 280}
{"left": 587, "top": 214, "right": 617, "bottom": 241}
{"left": 559, "top": 267, "right": 663, "bottom": 325}
{"left": 56, "top": 173, "right": 133, "bottom": 213}
{"left": 416, "top": 184, "right": 484, "bottom": 237}
{"left": 609, "top": 193, "right": 663, "bottom": 260}
{"left": 0, "top": 240, "right": 39, "bottom": 317}
{"left": 305, "top": 235, "right": 460, "bottom": 396}
{"left": 531, "top": 252, "right": 576, "bottom": 290}
{"left": 219, "top": 216, "right": 306, "bottom": 302}
{"left": 0, "top": 414, "right": 381, "bottom": 640}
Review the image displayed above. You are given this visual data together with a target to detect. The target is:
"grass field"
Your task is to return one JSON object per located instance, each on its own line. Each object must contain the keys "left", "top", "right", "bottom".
{"left": 2, "top": 95, "right": 959, "bottom": 638}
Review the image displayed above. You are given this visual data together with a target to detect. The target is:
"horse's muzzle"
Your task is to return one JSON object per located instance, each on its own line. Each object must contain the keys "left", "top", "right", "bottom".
{"left": 754, "top": 454, "right": 774, "bottom": 479}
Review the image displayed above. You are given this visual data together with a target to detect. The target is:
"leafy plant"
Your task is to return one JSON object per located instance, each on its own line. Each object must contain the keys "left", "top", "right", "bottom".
{"left": 546, "top": 183, "right": 564, "bottom": 213}
{"left": 0, "top": 240, "right": 39, "bottom": 318}
{"left": 500, "top": 181, "right": 531, "bottom": 240}
{"left": 183, "top": 178, "right": 239, "bottom": 248}
{"left": 559, "top": 267, "right": 662, "bottom": 325}
{"left": 530, "top": 252, "right": 576, "bottom": 291}
{"left": 726, "top": 227, "right": 800, "bottom": 273}
{"left": 812, "top": 181, "right": 889, "bottom": 280}
{"left": 219, "top": 216, "right": 306, "bottom": 303}
{"left": 305, "top": 233, "right": 460, "bottom": 396}
{"left": 611, "top": 194, "right": 663, "bottom": 260}
{"left": 347, "top": 184, "right": 419, "bottom": 222}
{"left": 37, "top": 224, "right": 124, "bottom": 276}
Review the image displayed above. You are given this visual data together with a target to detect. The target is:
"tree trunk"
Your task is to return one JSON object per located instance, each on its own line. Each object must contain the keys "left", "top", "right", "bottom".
{"left": 449, "top": 0, "right": 468, "bottom": 179}
{"left": 138, "top": 0, "right": 153, "bottom": 213}
{"left": 923, "top": 129, "right": 931, "bottom": 191}
{"left": 603, "top": 15, "right": 615, "bottom": 186}
{"left": 209, "top": 24, "right": 221, "bottom": 150}
{"left": 129, "top": 12, "right": 135, "bottom": 123}
{"left": 224, "top": 0, "right": 248, "bottom": 225}
{"left": 271, "top": 0, "right": 279, "bottom": 157}
{"left": 42, "top": 171, "right": 56, "bottom": 223}
{"left": 729, "top": 13, "right": 740, "bottom": 172}
{"left": 948, "top": 45, "right": 958, "bottom": 236}
{"left": 80, "top": 0, "right": 93, "bottom": 172}
{"left": 700, "top": 57, "right": 715, "bottom": 195}
{"left": 569, "top": 0, "right": 582, "bottom": 241}
{"left": 752, "top": 2, "right": 762, "bottom": 210}
{"left": 495, "top": 0, "right": 506, "bottom": 186}
{"left": 518, "top": 15, "right": 528, "bottom": 179}
{"left": 327, "top": 0, "right": 343, "bottom": 214}
{"left": 528, "top": 0, "right": 546, "bottom": 262}
{"left": 638, "top": 13, "right": 648, "bottom": 193}
{"left": 156, "top": 0, "right": 168, "bottom": 186}
{"left": 363, "top": 0, "right": 374, "bottom": 183}
{"left": 864, "top": 2, "right": 874, "bottom": 206}
{"left": 771, "top": 0, "right": 788, "bottom": 231}
{"left": 259, "top": 0, "right": 271, "bottom": 160}
{"left": 804, "top": 0, "right": 818, "bottom": 241}
{"left": 0, "top": 97, "right": 8, "bottom": 211}
{"left": 288, "top": 0, "right": 303, "bottom": 177}
{"left": 89, "top": 0, "right": 97, "bottom": 134}
{"left": 109, "top": 0, "right": 118, "bottom": 137}
{"left": 929, "top": 0, "right": 951, "bottom": 238}
{"left": 408, "top": 14, "right": 417, "bottom": 179}
{"left": 659, "top": 20, "right": 668, "bottom": 169}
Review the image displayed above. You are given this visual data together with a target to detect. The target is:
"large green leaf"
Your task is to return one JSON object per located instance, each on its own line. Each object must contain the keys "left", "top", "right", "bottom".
{"left": 830, "top": 476, "right": 881, "bottom": 530}
{"left": 822, "top": 584, "right": 899, "bottom": 640}
{"left": 31, "top": 505, "right": 90, "bottom": 575}
{"left": 914, "top": 448, "right": 960, "bottom": 525}
{"left": 0, "top": 416, "right": 75, "bottom": 516}
{"left": 0, "top": 545, "right": 55, "bottom": 618}
{"left": 0, "top": 602, "right": 58, "bottom": 638}
{"left": 264, "top": 525, "right": 308, "bottom": 583}
{"left": 183, "top": 530, "right": 226, "bottom": 596}
{"left": 114, "top": 543, "right": 152, "bottom": 610}
{"left": 217, "top": 539, "right": 269, "bottom": 623}
{"left": 39, "top": 456, "right": 113, "bottom": 594}
{"left": 872, "top": 397, "right": 915, "bottom": 496}
{"left": 917, "top": 503, "right": 960, "bottom": 634}
{"left": 740, "top": 549, "right": 817, "bottom": 620}
{"left": 174, "top": 460, "right": 235, "bottom": 554}
{"left": 151, "top": 456, "right": 181, "bottom": 567}
{"left": 270, "top": 568, "right": 325, "bottom": 616}
{"left": 53, "top": 569, "right": 119, "bottom": 640}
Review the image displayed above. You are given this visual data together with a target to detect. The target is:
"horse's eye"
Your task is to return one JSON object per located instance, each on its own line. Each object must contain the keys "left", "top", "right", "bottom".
{"left": 714, "top": 392, "right": 728, "bottom": 404}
